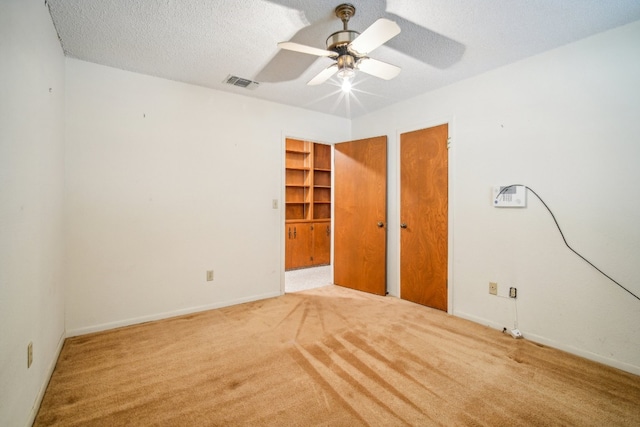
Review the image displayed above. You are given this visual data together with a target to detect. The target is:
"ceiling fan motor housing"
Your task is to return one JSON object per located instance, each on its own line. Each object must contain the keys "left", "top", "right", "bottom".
{"left": 326, "top": 30, "right": 359, "bottom": 53}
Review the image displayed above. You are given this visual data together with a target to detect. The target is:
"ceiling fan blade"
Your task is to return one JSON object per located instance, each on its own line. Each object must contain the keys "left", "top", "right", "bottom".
{"left": 278, "top": 42, "right": 338, "bottom": 58}
{"left": 349, "top": 18, "right": 401, "bottom": 55}
{"left": 357, "top": 58, "right": 401, "bottom": 80}
{"left": 308, "top": 64, "right": 338, "bottom": 86}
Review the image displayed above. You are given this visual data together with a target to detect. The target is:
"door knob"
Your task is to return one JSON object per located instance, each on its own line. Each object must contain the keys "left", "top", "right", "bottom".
{"left": 400, "top": 223, "right": 408, "bottom": 229}
{"left": 377, "top": 221, "right": 384, "bottom": 228}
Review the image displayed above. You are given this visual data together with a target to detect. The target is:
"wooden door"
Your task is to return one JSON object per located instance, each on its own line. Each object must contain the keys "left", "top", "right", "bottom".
{"left": 285, "top": 223, "right": 312, "bottom": 270}
{"left": 312, "top": 221, "right": 331, "bottom": 265}
{"left": 334, "top": 136, "right": 387, "bottom": 295}
{"left": 400, "top": 124, "right": 448, "bottom": 311}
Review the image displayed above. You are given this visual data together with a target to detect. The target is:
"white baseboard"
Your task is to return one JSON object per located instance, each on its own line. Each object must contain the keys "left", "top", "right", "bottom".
{"left": 454, "top": 310, "right": 640, "bottom": 376}
{"left": 27, "top": 330, "right": 65, "bottom": 427}
{"left": 66, "top": 291, "right": 282, "bottom": 337}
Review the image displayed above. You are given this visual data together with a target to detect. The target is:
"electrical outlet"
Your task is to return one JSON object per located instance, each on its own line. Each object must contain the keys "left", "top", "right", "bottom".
{"left": 489, "top": 282, "right": 498, "bottom": 295}
{"left": 27, "top": 342, "right": 33, "bottom": 368}
{"left": 509, "top": 287, "right": 517, "bottom": 298}
{"left": 206, "top": 270, "right": 214, "bottom": 281}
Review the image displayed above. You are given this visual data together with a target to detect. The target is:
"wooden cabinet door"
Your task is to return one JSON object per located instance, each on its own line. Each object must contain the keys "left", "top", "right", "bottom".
{"left": 312, "top": 222, "right": 331, "bottom": 265}
{"left": 400, "top": 124, "right": 448, "bottom": 311}
{"left": 285, "top": 224, "right": 313, "bottom": 270}
{"left": 334, "top": 136, "right": 387, "bottom": 295}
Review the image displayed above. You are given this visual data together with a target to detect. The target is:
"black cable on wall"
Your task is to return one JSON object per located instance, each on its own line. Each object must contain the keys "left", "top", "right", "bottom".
{"left": 496, "top": 185, "right": 639, "bottom": 302}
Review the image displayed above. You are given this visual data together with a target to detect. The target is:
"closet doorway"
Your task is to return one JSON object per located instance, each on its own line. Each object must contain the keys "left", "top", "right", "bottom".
{"left": 284, "top": 138, "right": 333, "bottom": 293}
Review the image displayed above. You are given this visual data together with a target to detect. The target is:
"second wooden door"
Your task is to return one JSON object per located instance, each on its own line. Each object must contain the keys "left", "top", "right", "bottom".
{"left": 400, "top": 124, "right": 448, "bottom": 311}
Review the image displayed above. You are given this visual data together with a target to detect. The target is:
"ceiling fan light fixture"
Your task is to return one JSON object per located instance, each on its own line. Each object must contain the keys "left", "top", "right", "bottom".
{"left": 336, "top": 54, "right": 355, "bottom": 80}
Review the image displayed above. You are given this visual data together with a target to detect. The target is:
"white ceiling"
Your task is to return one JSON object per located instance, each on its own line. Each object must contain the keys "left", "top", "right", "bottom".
{"left": 47, "top": 0, "right": 640, "bottom": 118}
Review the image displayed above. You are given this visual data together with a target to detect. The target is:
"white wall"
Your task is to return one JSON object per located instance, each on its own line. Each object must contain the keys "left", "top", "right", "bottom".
{"left": 64, "top": 59, "right": 350, "bottom": 335}
{"left": 0, "top": 1, "right": 66, "bottom": 425}
{"left": 352, "top": 20, "right": 640, "bottom": 374}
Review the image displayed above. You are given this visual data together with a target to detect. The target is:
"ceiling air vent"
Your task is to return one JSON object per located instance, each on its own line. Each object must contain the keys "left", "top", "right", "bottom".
{"left": 223, "top": 75, "right": 260, "bottom": 90}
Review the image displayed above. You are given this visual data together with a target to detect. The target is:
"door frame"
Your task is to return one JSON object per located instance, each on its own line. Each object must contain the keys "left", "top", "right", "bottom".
{"left": 280, "top": 132, "right": 335, "bottom": 295}
{"left": 395, "top": 117, "right": 455, "bottom": 313}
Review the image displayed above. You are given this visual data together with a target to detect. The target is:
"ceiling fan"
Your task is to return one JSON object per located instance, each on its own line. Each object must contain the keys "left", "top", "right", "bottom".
{"left": 277, "top": 3, "right": 401, "bottom": 89}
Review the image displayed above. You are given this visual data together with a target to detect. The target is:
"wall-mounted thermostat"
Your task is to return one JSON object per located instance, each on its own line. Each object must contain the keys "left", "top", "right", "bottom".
{"left": 493, "top": 185, "right": 527, "bottom": 207}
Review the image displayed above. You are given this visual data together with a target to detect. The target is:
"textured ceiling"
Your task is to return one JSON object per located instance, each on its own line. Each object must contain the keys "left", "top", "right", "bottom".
{"left": 47, "top": 0, "right": 640, "bottom": 118}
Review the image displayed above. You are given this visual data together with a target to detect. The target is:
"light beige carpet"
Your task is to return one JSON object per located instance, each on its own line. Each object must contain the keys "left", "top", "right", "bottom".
{"left": 35, "top": 285, "right": 640, "bottom": 426}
